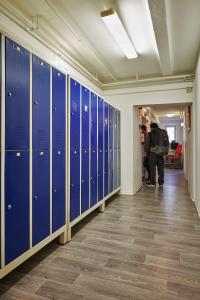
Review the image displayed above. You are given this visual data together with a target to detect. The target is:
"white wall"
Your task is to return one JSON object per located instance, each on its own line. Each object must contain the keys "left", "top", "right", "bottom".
{"left": 104, "top": 83, "right": 193, "bottom": 195}
{"left": 0, "top": 13, "right": 102, "bottom": 96}
{"left": 194, "top": 52, "right": 200, "bottom": 215}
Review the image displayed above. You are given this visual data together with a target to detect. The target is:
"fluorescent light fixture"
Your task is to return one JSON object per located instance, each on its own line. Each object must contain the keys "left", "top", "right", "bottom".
{"left": 166, "top": 114, "right": 175, "bottom": 118}
{"left": 181, "top": 122, "right": 184, "bottom": 127}
{"left": 101, "top": 8, "right": 137, "bottom": 59}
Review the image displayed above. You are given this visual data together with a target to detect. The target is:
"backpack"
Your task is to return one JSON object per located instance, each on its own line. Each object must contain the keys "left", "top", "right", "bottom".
{"left": 150, "top": 129, "right": 169, "bottom": 156}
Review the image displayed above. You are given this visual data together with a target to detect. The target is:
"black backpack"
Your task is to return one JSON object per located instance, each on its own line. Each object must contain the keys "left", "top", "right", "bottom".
{"left": 150, "top": 129, "right": 169, "bottom": 156}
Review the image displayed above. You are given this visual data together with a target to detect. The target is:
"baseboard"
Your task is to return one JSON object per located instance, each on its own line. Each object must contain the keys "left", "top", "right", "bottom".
{"left": 195, "top": 201, "right": 200, "bottom": 218}
{"left": 188, "top": 186, "right": 195, "bottom": 202}
{"left": 119, "top": 190, "right": 134, "bottom": 195}
{"left": 133, "top": 184, "right": 142, "bottom": 195}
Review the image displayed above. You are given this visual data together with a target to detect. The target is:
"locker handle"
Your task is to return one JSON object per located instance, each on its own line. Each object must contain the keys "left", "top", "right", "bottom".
{"left": 8, "top": 92, "right": 12, "bottom": 97}
{"left": 82, "top": 179, "right": 84, "bottom": 183}
{"left": 58, "top": 151, "right": 61, "bottom": 155}
{"left": 34, "top": 195, "right": 38, "bottom": 200}
{"left": 53, "top": 189, "right": 57, "bottom": 193}
{"left": 53, "top": 106, "right": 57, "bottom": 112}
{"left": 7, "top": 204, "right": 12, "bottom": 210}
{"left": 33, "top": 100, "right": 38, "bottom": 105}
{"left": 71, "top": 183, "right": 74, "bottom": 187}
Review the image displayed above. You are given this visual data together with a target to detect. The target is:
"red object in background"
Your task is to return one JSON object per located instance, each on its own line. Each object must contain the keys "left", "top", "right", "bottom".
{"left": 169, "top": 144, "right": 182, "bottom": 160}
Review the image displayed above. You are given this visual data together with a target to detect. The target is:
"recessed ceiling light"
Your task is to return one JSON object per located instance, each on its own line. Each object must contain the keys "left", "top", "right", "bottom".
{"left": 101, "top": 8, "right": 137, "bottom": 59}
{"left": 166, "top": 114, "right": 175, "bottom": 117}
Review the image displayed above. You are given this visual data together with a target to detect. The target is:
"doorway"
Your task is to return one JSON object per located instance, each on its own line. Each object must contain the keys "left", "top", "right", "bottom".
{"left": 133, "top": 103, "right": 193, "bottom": 192}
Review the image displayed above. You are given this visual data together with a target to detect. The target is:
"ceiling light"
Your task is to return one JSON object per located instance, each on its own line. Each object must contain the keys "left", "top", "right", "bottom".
{"left": 101, "top": 8, "right": 137, "bottom": 59}
{"left": 181, "top": 122, "right": 184, "bottom": 127}
{"left": 166, "top": 114, "right": 174, "bottom": 118}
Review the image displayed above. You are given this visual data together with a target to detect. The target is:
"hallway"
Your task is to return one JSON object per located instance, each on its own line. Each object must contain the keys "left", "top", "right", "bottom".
{"left": 0, "top": 171, "right": 199, "bottom": 299}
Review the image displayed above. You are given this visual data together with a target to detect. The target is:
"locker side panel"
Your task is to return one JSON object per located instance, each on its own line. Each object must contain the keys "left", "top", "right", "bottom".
{"left": 98, "top": 97, "right": 103, "bottom": 201}
{"left": 104, "top": 102, "right": 108, "bottom": 197}
{"left": 70, "top": 78, "right": 80, "bottom": 221}
{"left": 108, "top": 105, "right": 114, "bottom": 193}
{"left": 113, "top": 109, "right": 118, "bottom": 190}
{"left": 81, "top": 87, "right": 89, "bottom": 213}
{"left": 32, "top": 151, "right": 50, "bottom": 245}
{"left": 32, "top": 55, "right": 50, "bottom": 150}
{"left": 90, "top": 93, "right": 97, "bottom": 207}
{"left": 117, "top": 111, "right": 121, "bottom": 187}
{"left": 5, "top": 151, "right": 29, "bottom": 265}
{"left": 5, "top": 38, "right": 30, "bottom": 150}
{"left": 52, "top": 68, "right": 66, "bottom": 150}
{"left": 52, "top": 149, "right": 65, "bottom": 232}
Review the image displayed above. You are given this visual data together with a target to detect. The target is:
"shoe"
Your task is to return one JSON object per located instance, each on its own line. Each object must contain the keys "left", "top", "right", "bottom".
{"left": 146, "top": 181, "right": 156, "bottom": 187}
{"left": 159, "top": 184, "right": 163, "bottom": 188}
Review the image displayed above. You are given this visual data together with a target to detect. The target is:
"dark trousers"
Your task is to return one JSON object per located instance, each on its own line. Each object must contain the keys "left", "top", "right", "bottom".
{"left": 149, "top": 152, "right": 164, "bottom": 185}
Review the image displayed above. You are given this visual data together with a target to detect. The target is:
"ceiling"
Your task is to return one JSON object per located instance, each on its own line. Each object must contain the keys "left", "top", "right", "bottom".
{"left": 151, "top": 104, "right": 187, "bottom": 116}
{"left": 0, "top": 0, "right": 200, "bottom": 87}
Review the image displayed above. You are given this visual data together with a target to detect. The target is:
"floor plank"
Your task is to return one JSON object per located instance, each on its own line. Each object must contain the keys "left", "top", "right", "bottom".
{"left": 0, "top": 170, "right": 200, "bottom": 300}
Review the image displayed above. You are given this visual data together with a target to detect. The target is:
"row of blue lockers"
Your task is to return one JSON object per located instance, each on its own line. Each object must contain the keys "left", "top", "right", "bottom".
{"left": 1, "top": 36, "right": 66, "bottom": 266}
{"left": 70, "top": 79, "right": 121, "bottom": 222}
{"left": 0, "top": 34, "right": 120, "bottom": 268}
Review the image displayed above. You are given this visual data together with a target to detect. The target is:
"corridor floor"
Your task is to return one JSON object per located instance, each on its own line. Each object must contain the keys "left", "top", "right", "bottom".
{"left": 0, "top": 170, "right": 200, "bottom": 299}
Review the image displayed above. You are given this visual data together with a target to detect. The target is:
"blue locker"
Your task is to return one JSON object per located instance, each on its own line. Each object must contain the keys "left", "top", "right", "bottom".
{"left": 113, "top": 109, "right": 118, "bottom": 189}
{"left": 32, "top": 150, "right": 50, "bottom": 245}
{"left": 98, "top": 97, "right": 104, "bottom": 201}
{"left": 5, "top": 38, "right": 30, "bottom": 150}
{"left": 52, "top": 149, "right": 65, "bottom": 232}
{"left": 70, "top": 149, "right": 80, "bottom": 221}
{"left": 104, "top": 102, "right": 109, "bottom": 197}
{"left": 81, "top": 87, "right": 90, "bottom": 213}
{"left": 70, "top": 78, "right": 80, "bottom": 221}
{"left": 32, "top": 55, "right": 50, "bottom": 150}
{"left": 5, "top": 151, "right": 29, "bottom": 264}
{"left": 52, "top": 68, "right": 66, "bottom": 150}
{"left": 70, "top": 79, "right": 80, "bottom": 151}
{"left": 90, "top": 93, "right": 97, "bottom": 207}
{"left": 108, "top": 105, "right": 114, "bottom": 193}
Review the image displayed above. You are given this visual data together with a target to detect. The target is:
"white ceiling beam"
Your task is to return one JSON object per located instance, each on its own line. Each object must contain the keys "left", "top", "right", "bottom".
{"left": 148, "top": 0, "right": 171, "bottom": 75}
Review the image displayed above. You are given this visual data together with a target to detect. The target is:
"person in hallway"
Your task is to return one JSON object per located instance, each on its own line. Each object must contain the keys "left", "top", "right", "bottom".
{"left": 140, "top": 125, "right": 150, "bottom": 181}
{"left": 145, "top": 122, "right": 169, "bottom": 187}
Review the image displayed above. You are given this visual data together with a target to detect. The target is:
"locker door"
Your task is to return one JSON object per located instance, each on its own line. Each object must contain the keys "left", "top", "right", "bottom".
{"left": 90, "top": 93, "right": 97, "bottom": 207}
{"left": 98, "top": 97, "right": 103, "bottom": 201}
{"left": 108, "top": 105, "right": 114, "bottom": 193}
{"left": 5, "top": 38, "right": 30, "bottom": 150}
{"left": 32, "top": 151, "right": 50, "bottom": 245}
{"left": 70, "top": 149, "right": 80, "bottom": 221}
{"left": 81, "top": 87, "right": 89, "bottom": 213}
{"left": 70, "top": 79, "right": 80, "bottom": 151}
{"left": 5, "top": 151, "right": 29, "bottom": 265}
{"left": 113, "top": 109, "right": 118, "bottom": 190}
{"left": 32, "top": 55, "right": 50, "bottom": 150}
{"left": 52, "top": 68, "right": 66, "bottom": 150}
{"left": 52, "top": 149, "right": 65, "bottom": 232}
{"left": 104, "top": 102, "right": 108, "bottom": 197}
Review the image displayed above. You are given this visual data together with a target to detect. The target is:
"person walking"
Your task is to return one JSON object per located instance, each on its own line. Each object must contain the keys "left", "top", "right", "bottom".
{"left": 145, "top": 123, "right": 169, "bottom": 187}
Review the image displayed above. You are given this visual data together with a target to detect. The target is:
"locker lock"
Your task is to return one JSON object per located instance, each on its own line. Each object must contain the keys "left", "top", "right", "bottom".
{"left": 34, "top": 100, "right": 38, "bottom": 105}
{"left": 8, "top": 92, "right": 12, "bottom": 97}
{"left": 84, "top": 150, "right": 87, "bottom": 153}
{"left": 100, "top": 150, "right": 102, "bottom": 153}
{"left": 53, "top": 106, "right": 57, "bottom": 112}
{"left": 82, "top": 179, "right": 84, "bottom": 183}
{"left": 40, "top": 152, "right": 44, "bottom": 156}
{"left": 58, "top": 151, "right": 61, "bottom": 155}
{"left": 74, "top": 150, "right": 77, "bottom": 154}
{"left": 93, "top": 150, "right": 95, "bottom": 153}
{"left": 34, "top": 195, "right": 38, "bottom": 200}
{"left": 53, "top": 189, "right": 57, "bottom": 193}
{"left": 71, "top": 183, "right": 74, "bottom": 187}
{"left": 7, "top": 204, "right": 12, "bottom": 210}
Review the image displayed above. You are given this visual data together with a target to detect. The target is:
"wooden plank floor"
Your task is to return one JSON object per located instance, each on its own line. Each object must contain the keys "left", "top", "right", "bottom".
{"left": 1, "top": 170, "right": 200, "bottom": 299}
